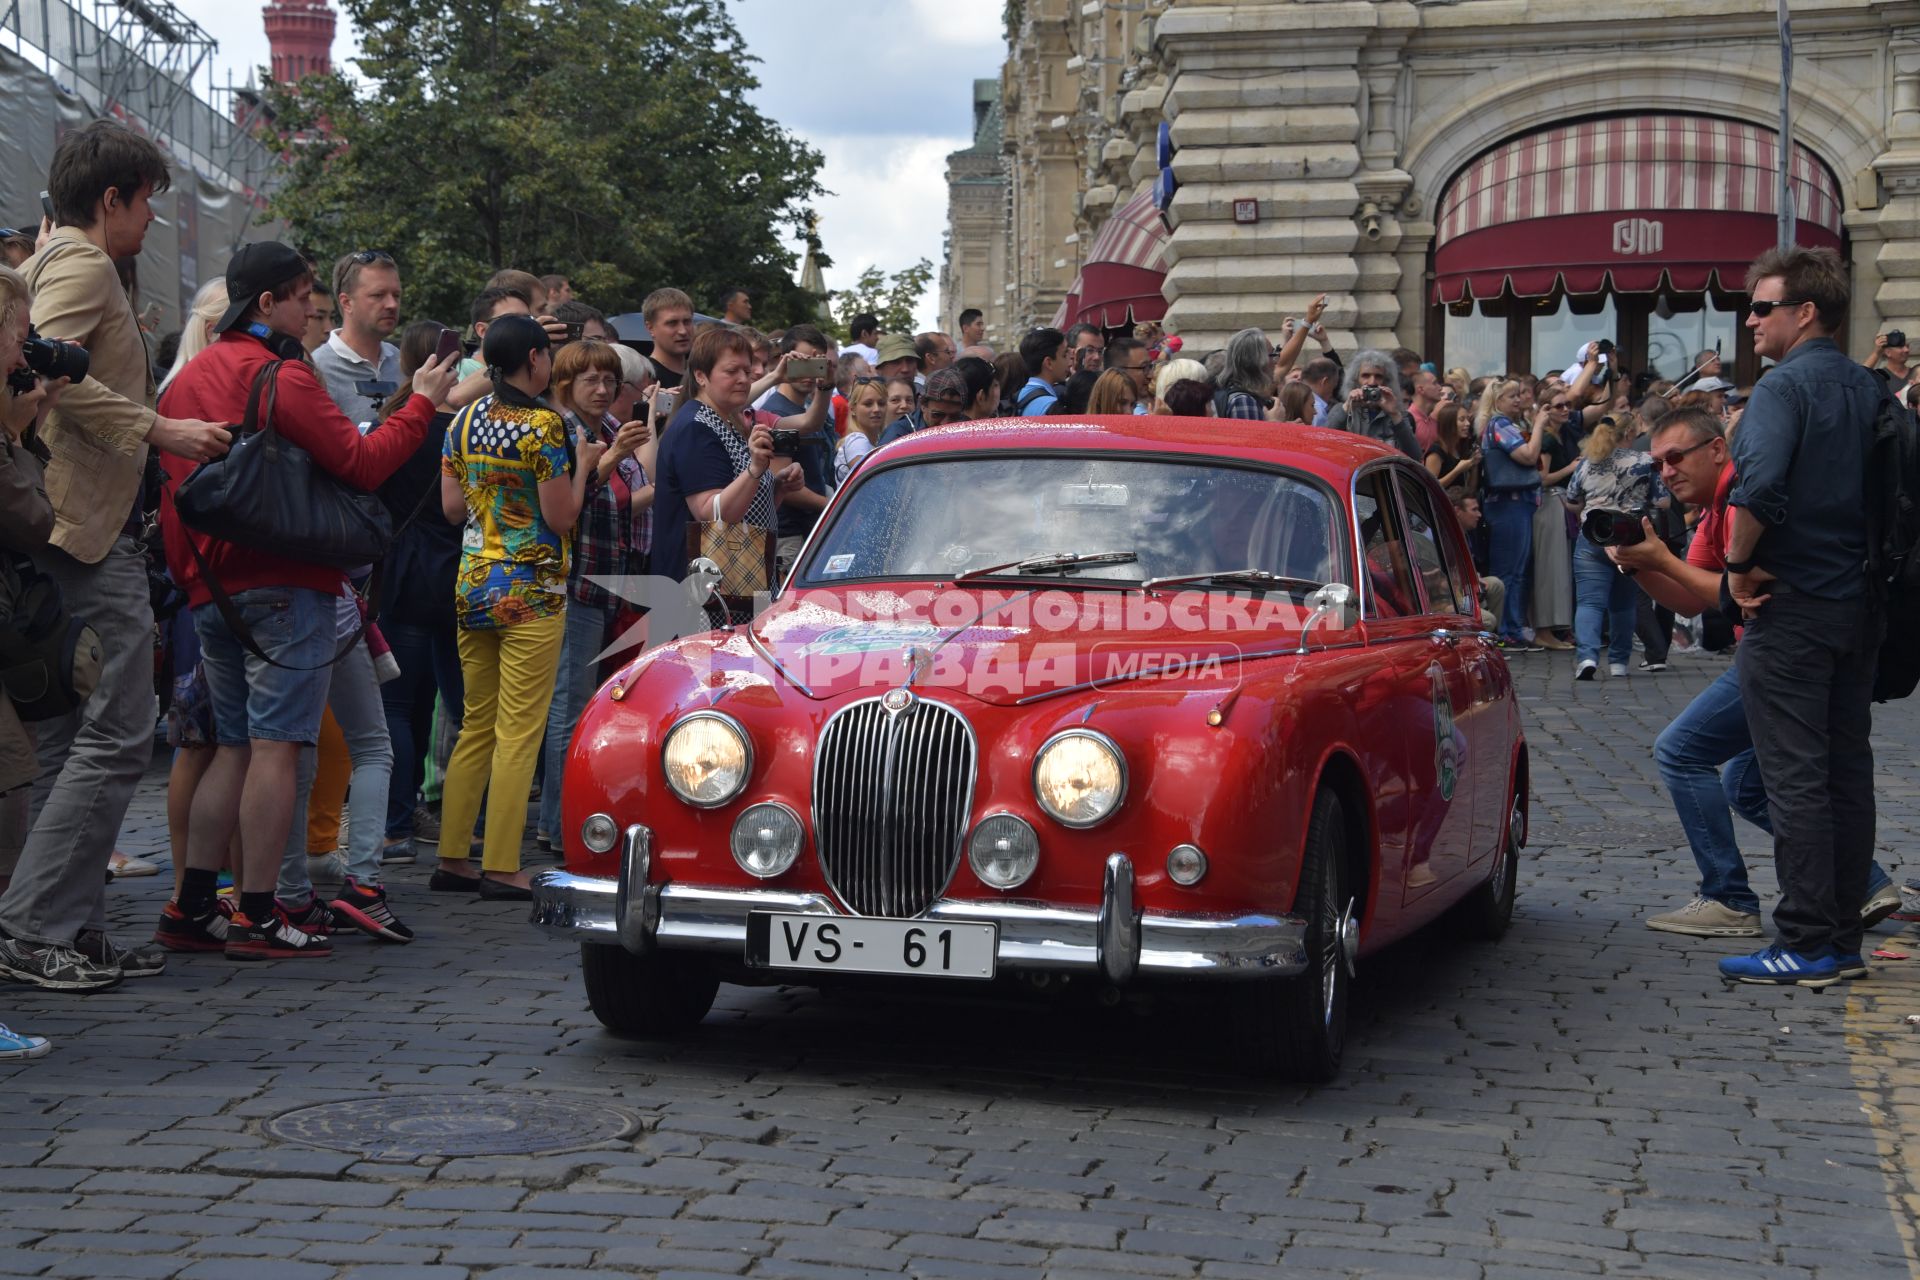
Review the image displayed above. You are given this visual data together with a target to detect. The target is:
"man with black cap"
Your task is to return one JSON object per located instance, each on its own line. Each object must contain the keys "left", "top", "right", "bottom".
{"left": 150, "top": 241, "right": 458, "bottom": 962}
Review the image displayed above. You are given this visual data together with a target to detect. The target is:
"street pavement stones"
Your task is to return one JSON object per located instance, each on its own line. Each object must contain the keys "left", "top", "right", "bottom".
{"left": 0, "top": 645, "right": 1918, "bottom": 1278}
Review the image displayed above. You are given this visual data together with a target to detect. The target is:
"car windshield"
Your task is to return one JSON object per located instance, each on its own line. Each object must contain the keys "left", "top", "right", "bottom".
{"left": 796, "top": 455, "right": 1343, "bottom": 588}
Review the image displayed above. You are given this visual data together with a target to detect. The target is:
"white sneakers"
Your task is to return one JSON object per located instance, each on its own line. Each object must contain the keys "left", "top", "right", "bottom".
{"left": 1575, "top": 659, "right": 1598, "bottom": 682}
{"left": 1608, "top": 662, "right": 1630, "bottom": 678}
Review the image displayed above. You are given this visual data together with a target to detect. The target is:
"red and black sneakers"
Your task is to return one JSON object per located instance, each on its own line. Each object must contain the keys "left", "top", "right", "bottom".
{"left": 329, "top": 879, "right": 415, "bottom": 944}
{"left": 153, "top": 899, "right": 232, "bottom": 953}
{"left": 225, "top": 905, "right": 333, "bottom": 960}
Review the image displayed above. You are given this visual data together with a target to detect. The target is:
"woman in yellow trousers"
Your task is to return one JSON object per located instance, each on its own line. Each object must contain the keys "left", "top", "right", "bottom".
{"left": 432, "top": 317, "right": 603, "bottom": 900}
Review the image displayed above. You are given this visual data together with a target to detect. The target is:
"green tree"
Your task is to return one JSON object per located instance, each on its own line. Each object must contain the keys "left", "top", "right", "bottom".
{"left": 826, "top": 258, "right": 933, "bottom": 340}
{"left": 260, "top": 0, "right": 828, "bottom": 329}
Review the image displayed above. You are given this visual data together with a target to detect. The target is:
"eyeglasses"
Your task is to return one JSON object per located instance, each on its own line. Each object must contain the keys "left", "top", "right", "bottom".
{"left": 1652, "top": 437, "right": 1717, "bottom": 469}
{"left": 347, "top": 250, "right": 395, "bottom": 266}
{"left": 1746, "top": 298, "right": 1807, "bottom": 318}
{"left": 853, "top": 376, "right": 886, "bottom": 386}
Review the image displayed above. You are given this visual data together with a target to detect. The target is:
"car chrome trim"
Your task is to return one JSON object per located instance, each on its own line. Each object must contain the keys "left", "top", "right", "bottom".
{"left": 531, "top": 867, "right": 1309, "bottom": 980}
{"left": 1099, "top": 852, "right": 1140, "bottom": 984}
{"left": 613, "top": 823, "right": 653, "bottom": 954}
{"left": 747, "top": 628, "right": 816, "bottom": 698}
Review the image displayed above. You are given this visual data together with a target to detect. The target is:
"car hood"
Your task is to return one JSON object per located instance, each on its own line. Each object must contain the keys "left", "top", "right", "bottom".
{"left": 744, "top": 586, "right": 1302, "bottom": 707}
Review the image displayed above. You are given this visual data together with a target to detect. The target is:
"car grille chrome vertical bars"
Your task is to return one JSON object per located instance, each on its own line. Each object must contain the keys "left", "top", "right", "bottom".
{"left": 813, "top": 696, "right": 977, "bottom": 918}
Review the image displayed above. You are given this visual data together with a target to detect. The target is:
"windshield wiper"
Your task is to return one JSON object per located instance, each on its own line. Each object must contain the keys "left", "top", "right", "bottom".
{"left": 953, "top": 551, "right": 1139, "bottom": 584}
{"left": 1141, "top": 569, "right": 1322, "bottom": 595}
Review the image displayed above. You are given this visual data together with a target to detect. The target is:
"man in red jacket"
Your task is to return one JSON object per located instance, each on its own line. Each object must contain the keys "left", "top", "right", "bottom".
{"left": 153, "top": 242, "right": 457, "bottom": 961}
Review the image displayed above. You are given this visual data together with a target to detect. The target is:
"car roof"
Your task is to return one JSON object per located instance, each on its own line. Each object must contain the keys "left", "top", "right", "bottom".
{"left": 871, "top": 414, "right": 1402, "bottom": 489}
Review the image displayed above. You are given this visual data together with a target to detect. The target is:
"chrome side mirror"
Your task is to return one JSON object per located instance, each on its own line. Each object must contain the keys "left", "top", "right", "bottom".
{"left": 1298, "top": 582, "right": 1355, "bottom": 654}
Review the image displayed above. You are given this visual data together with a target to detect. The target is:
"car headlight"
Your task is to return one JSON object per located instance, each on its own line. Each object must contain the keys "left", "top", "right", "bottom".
{"left": 731, "top": 802, "right": 803, "bottom": 878}
{"left": 1032, "top": 729, "right": 1126, "bottom": 828}
{"left": 968, "top": 813, "right": 1039, "bottom": 890}
{"left": 661, "top": 712, "right": 752, "bottom": 808}
{"left": 580, "top": 813, "right": 620, "bottom": 854}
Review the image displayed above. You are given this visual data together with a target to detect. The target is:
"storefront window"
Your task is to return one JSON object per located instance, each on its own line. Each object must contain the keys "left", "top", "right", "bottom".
{"left": 1645, "top": 294, "right": 1740, "bottom": 382}
{"left": 1443, "top": 304, "right": 1505, "bottom": 378}
{"left": 1532, "top": 295, "right": 1617, "bottom": 380}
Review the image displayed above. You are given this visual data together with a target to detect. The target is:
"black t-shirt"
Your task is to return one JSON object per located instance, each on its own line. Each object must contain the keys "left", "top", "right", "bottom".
{"left": 1425, "top": 441, "right": 1466, "bottom": 487}
{"left": 652, "top": 360, "right": 684, "bottom": 391}
{"left": 762, "top": 389, "right": 832, "bottom": 539}
{"left": 1541, "top": 426, "right": 1578, "bottom": 481}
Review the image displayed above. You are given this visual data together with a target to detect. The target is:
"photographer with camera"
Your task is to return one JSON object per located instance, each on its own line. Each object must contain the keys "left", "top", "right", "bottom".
{"left": 1565, "top": 411, "right": 1664, "bottom": 681}
{"left": 1325, "top": 349, "right": 1419, "bottom": 458}
{"left": 0, "top": 121, "right": 234, "bottom": 994}
{"left": 1604, "top": 408, "right": 1898, "bottom": 940}
{"left": 1865, "top": 328, "right": 1917, "bottom": 391}
{"left": 311, "top": 251, "right": 403, "bottom": 425}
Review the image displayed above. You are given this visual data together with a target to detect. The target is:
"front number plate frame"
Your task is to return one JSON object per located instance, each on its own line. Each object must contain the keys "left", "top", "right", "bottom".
{"left": 746, "top": 912, "right": 997, "bottom": 980}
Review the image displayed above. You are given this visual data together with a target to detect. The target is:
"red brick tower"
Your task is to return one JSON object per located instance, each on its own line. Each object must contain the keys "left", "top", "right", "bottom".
{"left": 262, "top": 0, "right": 336, "bottom": 83}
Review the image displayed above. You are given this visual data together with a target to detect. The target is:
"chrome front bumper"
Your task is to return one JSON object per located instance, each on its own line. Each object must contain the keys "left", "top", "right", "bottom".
{"left": 529, "top": 825, "right": 1308, "bottom": 983}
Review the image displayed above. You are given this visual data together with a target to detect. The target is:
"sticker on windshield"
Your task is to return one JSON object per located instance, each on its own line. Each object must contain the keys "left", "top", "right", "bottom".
{"left": 822, "top": 554, "right": 856, "bottom": 576}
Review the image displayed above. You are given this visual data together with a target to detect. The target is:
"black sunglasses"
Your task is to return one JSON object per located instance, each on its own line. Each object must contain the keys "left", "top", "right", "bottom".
{"left": 1746, "top": 298, "right": 1807, "bottom": 318}
{"left": 348, "top": 250, "right": 395, "bottom": 266}
{"left": 1652, "top": 436, "right": 1717, "bottom": 469}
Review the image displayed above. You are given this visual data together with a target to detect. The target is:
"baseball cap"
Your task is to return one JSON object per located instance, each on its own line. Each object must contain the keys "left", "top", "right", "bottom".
{"left": 213, "top": 241, "right": 310, "bottom": 334}
{"left": 876, "top": 333, "right": 921, "bottom": 368}
{"left": 1693, "top": 376, "right": 1735, "bottom": 394}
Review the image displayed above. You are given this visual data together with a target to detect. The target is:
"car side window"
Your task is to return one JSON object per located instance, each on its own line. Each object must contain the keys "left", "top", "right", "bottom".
{"left": 1354, "top": 471, "right": 1418, "bottom": 619}
{"left": 1394, "top": 470, "right": 1467, "bottom": 617}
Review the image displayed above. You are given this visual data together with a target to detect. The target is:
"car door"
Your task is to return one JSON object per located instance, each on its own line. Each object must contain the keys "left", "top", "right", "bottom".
{"left": 1354, "top": 467, "right": 1475, "bottom": 905}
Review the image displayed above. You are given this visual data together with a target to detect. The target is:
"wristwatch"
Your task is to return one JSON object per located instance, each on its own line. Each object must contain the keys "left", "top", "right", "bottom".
{"left": 1724, "top": 557, "right": 1757, "bottom": 574}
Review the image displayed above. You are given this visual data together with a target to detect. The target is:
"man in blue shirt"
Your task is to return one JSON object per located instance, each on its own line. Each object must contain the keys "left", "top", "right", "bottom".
{"left": 1719, "top": 245, "right": 1885, "bottom": 988}
{"left": 1015, "top": 327, "right": 1069, "bottom": 415}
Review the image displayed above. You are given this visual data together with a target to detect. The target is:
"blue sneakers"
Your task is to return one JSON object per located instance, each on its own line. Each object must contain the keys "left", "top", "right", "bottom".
{"left": 0, "top": 1022, "right": 51, "bottom": 1060}
{"left": 1833, "top": 953, "right": 1870, "bottom": 980}
{"left": 1718, "top": 945, "right": 1842, "bottom": 987}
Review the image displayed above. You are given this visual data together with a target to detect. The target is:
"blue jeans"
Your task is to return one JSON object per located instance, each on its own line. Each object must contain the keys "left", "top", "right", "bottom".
{"left": 1654, "top": 657, "right": 1890, "bottom": 917}
{"left": 379, "top": 620, "right": 463, "bottom": 840}
{"left": 1483, "top": 496, "right": 1534, "bottom": 641}
{"left": 1572, "top": 538, "right": 1636, "bottom": 667}
{"left": 278, "top": 634, "right": 392, "bottom": 902}
{"left": 192, "top": 587, "right": 335, "bottom": 746}
{"left": 539, "top": 601, "right": 612, "bottom": 843}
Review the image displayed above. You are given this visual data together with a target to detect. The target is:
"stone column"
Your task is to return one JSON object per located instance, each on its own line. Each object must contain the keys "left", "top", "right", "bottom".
{"left": 1153, "top": 2, "right": 1418, "bottom": 353}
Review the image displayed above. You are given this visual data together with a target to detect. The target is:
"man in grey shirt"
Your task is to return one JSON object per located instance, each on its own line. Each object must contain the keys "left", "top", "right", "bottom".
{"left": 309, "top": 249, "right": 403, "bottom": 425}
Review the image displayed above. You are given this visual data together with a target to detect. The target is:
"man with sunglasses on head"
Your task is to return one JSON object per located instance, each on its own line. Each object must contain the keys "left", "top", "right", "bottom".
{"left": 311, "top": 250, "right": 403, "bottom": 425}
{"left": 1606, "top": 408, "right": 1898, "bottom": 944}
{"left": 1714, "top": 246, "right": 1898, "bottom": 986}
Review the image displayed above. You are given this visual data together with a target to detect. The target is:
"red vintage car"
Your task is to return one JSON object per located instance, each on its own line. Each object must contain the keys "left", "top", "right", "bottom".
{"left": 531, "top": 415, "right": 1526, "bottom": 1080}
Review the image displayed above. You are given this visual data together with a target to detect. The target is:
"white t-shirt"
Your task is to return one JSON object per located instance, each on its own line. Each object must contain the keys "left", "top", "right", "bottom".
{"left": 843, "top": 341, "right": 880, "bottom": 368}
{"left": 834, "top": 432, "right": 874, "bottom": 487}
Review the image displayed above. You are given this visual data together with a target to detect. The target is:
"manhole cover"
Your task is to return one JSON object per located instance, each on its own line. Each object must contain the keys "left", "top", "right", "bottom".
{"left": 265, "top": 1094, "right": 640, "bottom": 1159}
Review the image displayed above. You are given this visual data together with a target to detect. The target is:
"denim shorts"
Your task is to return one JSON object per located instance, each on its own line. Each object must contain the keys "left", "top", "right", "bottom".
{"left": 192, "top": 587, "right": 337, "bottom": 747}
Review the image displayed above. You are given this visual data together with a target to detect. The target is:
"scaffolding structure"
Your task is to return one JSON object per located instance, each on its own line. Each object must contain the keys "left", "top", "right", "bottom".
{"left": 0, "top": 0, "right": 281, "bottom": 214}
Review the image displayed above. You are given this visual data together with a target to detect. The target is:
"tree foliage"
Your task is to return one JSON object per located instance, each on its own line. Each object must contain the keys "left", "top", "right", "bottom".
{"left": 825, "top": 258, "right": 933, "bottom": 340}
{"left": 260, "top": 0, "right": 829, "bottom": 329}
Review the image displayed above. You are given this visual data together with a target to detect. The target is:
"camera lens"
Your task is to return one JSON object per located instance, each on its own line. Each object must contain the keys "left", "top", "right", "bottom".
{"left": 21, "top": 330, "right": 90, "bottom": 385}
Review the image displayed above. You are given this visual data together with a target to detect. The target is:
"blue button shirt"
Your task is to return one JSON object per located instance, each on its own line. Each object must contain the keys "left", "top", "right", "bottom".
{"left": 1729, "top": 336, "right": 1877, "bottom": 600}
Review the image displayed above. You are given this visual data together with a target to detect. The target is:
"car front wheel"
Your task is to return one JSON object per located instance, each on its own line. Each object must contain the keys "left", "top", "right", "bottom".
{"left": 580, "top": 944, "right": 719, "bottom": 1037}
{"left": 1241, "top": 788, "right": 1350, "bottom": 1084}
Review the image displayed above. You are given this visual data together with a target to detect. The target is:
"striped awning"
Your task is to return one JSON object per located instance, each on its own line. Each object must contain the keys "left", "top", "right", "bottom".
{"left": 1053, "top": 187, "right": 1171, "bottom": 329}
{"left": 1433, "top": 115, "right": 1845, "bottom": 304}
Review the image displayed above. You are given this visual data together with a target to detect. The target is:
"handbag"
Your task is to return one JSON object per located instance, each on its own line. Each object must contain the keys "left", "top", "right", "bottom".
{"left": 686, "top": 494, "right": 774, "bottom": 610}
{"left": 0, "top": 554, "right": 103, "bottom": 722}
{"left": 173, "top": 360, "right": 394, "bottom": 570}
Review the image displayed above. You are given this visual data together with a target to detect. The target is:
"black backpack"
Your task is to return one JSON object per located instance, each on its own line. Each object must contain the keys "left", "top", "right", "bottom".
{"left": 1866, "top": 391, "right": 1920, "bottom": 700}
{"left": 0, "top": 555, "right": 103, "bottom": 722}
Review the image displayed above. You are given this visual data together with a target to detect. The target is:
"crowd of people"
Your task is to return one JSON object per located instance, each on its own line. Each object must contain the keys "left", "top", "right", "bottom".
{"left": 0, "top": 121, "right": 1915, "bottom": 1062}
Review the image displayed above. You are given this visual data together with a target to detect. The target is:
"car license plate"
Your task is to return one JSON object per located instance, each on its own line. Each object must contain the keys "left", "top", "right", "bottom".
{"left": 747, "top": 913, "right": 997, "bottom": 980}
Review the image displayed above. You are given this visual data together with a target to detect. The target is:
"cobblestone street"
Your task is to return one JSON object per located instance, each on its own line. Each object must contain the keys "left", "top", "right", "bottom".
{"left": 2, "top": 647, "right": 1918, "bottom": 1280}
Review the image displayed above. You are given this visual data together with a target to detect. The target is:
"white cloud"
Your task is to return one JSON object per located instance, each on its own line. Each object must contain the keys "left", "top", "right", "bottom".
{"left": 787, "top": 133, "right": 971, "bottom": 333}
{"left": 903, "top": 0, "right": 1003, "bottom": 50}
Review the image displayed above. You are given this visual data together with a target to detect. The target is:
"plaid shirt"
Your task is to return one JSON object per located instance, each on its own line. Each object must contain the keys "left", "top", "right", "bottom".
{"left": 562, "top": 410, "right": 650, "bottom": 609}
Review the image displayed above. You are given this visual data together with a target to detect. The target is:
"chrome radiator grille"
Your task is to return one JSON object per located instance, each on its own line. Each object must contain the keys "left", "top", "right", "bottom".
{"left": 813, "top": 694, "right": 977, "bottom": 918}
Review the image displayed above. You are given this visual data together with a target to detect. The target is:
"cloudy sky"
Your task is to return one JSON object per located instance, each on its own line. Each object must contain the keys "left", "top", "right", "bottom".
{"left": 162, "top": 0, "right": 1005, "bottom": 330}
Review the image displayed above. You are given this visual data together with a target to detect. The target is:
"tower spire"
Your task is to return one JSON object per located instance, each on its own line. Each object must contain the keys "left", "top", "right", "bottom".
{"left": 262, "top": 0, "right": 337, "bottom": 83}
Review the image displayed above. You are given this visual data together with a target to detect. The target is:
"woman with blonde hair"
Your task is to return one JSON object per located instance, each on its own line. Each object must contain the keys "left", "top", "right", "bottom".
{"left": 1564, "top": 410, "right": 1662, "bottom": 681}
{"left": 1151, "top": 358, "right": 1208, "bottom": 413}
{"left": 1476, "top": 377, "right": 1549, "bottom": 648}
{"left": 835, "top": 376, "right": 886, "bottom": 484}
{"left": 159, "top": 279, "right": 229, "bottom": 395}
{"left": 1086, "top": 369, "right": 1138, "bottom": 416}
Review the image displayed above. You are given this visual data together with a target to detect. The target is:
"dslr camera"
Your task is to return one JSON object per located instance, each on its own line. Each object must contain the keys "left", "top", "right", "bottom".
{"left": 1887, "top": 329, "right": 1907, "bottom": 349}
{"left": 1361, "top": 385, "right": 1384, "bottom": 407}
{"left": 1582, "top": 503, "right": 1687, "bottom": 549}
{"left": 5, "top": 327, "right": 90, "bottom": 395}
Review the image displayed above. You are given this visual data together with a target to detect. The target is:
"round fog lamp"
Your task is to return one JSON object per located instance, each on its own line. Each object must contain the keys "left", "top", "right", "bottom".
{"left": 1032, "top": 730, "right": 1126, "bottom": 828}
{"left": 1166, "top": 843, "right": 1208, "bottom": 886}
{"left": 730, "top": 802, "right": 803, "bottom": 878}
{"left": 968, "top": 813, "right": 1040, "bottom": 890}
{"left": 662, "top": 712, "right": 751, "bottom": 808}
{"left": 580, "top": 813, "right": 620, "bottom": 854}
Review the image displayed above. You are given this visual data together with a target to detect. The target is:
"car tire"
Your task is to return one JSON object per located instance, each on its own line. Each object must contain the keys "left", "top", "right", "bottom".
{"left": 580, "top": 944, "right": 719, "bottom": 1037}
{"left": 1458, "top": 784, "right": 1521, "bottom": 940}
{"left": 1243, "top": 788, "right": 1349, "bottom": 1084}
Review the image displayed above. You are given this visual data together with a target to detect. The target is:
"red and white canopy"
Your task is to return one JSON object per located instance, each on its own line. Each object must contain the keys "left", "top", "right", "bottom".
{"left": 1054, "top": 187, "right": 1171, "bottom": 330}
{"left": 1433, "top": 114, "right": 1845, "bottom": 304}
